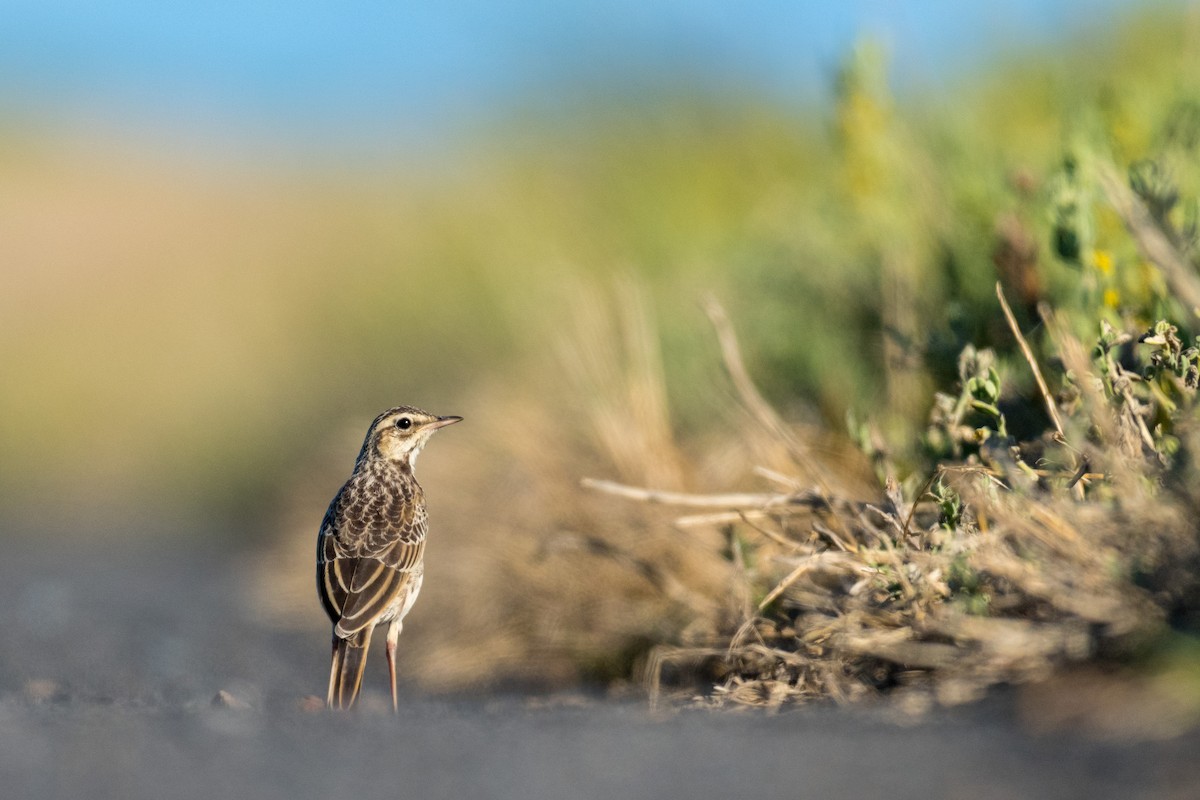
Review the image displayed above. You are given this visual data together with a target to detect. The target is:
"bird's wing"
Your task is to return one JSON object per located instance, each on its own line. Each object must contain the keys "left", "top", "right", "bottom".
{"left": 325, "top": 538, "right": 425, "bottom": 637}
{"left": 317, "top": 477, "right": 427, "bottom": 635}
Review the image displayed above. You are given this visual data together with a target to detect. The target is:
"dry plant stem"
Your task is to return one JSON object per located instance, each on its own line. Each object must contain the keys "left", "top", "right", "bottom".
{"left": 742, "top": 643, "right": 810, "bottom": 667}
{"left": 995, "top": 283, "right": 1084, "bottom": 500}
{"left": 583, "top": 478, "right": 856, "bottom": 544}
{"left": 582, "top": 478, "right": 837, "bottom": 516}
{"left": 728, "top": 616, "right": 765, "bottom": 651}
{"left": 559, "top": 276, "right": 684, "bottom": 489}
{"left": 753, "top": 465, "right": 803, "bottom": 491}
{"left": 939, "top": 464, "right": 1010, "bottom": 488}
{"left": 701, "top": 294, "right": 828, "bottom": 491}
{"left": 581, "top": 478, "right": 784, "bottom": 508}
{"left": 995, "top": 282, "right": 1069, "bottom": 444}
{"left": 674, "top": 510, "right": 771, "bottom": 528}
{"left": 701, "top": 294, "right": 855, "bottom": 543}
{"left": 812, "top": 521, "right": 854, "bottom": 552}
{"left": 1096, "top": 160, "right": 1200, "bottom": 317}
{"left": 757, "top": 557, "right": 816, "bottom": 611}
{"left": 902, "top": 468, "right": 942, "bottom": 539}
{"left": 736, "top": 510, "right": 805, "bottom": 550}
{"left": 1104, "top": 364, "right": 1162, "bottom": 461}
{"left": 643, "top": 647, "right": 729, "bottom": 710}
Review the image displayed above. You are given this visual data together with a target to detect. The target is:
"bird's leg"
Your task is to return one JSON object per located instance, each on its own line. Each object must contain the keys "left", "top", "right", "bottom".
{"left": 385, "top": 620, "right": 403, "bottom": 713}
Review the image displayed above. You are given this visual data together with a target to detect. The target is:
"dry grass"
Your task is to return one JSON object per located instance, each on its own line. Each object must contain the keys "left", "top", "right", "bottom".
{"left": 580, "top": 280, "right": 1200, "bottom": 714}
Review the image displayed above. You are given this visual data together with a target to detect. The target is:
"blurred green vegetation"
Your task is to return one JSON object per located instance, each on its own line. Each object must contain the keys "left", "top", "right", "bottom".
{"left": 3, "top": 5, "right": 1200, "bottom": 530}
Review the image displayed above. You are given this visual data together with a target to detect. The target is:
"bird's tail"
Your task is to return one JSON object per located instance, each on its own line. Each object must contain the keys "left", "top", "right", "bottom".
{"left": 327, "top": 629, "right": 371, "bottom": 710}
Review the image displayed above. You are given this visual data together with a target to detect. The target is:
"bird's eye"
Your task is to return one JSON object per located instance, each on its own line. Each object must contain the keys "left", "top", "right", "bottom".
{"left": 396, "top": 417, "right": 412, "bottom": 430}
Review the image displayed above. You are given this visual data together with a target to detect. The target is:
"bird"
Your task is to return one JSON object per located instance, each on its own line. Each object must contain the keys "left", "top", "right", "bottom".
{"left": 317, "top": 406, "right": 461, "bottom": 711}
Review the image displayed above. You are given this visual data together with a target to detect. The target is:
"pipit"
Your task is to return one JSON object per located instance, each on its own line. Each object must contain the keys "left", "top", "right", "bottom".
{"left": 317, "top": 406, "right": 461, "bottom": 711}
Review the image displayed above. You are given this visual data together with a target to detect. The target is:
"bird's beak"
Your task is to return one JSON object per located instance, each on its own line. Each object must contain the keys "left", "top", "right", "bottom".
{"left": 429, "top": 415, "right": 463, "bottom": 430}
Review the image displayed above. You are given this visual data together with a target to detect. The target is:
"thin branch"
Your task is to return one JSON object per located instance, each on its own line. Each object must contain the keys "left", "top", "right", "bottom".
{"left": 901, "top": 468, "right": 941, "bottom": 539}
{"left": 700, "top": 294, "right": 860, "bottom": 545}
{"left": 642, "top": 646, "right": 728, "bottom": 710}
{"left": 753, "top": 465, "right": 803, "bottom": 491}
{"left": 728, "top": 615, "right": 765, "bottom": 652}
{"left": 702, "top": 295, "right": 827, "bottom": 489}
{"left": 674, "top": 510, "right": 768, "bottom": 528}
{"left": 812, "top": 521, "right": 854, "bottom": 553}
{"left": 581, "top": 477, "right": 836, "bottom": 515}
{"left": 736, "top": 510, "right": 806, "bottom": 550}
{"left": 757, "top": 558, "right": 814, "bottom": 611}
{"left": 996, "top": 282, "right": 1068, "bottom": 444}
{"left": 582, "top": 478, "right": 781, "bottom": 508}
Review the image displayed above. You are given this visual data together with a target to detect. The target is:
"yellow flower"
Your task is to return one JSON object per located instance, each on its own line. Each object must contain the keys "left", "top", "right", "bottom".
{"left": 1092, "top": 249, "right": 1114, "bottom": 274}
{"left": 1104, "top": 288, "right": 1120, "bottom": 308}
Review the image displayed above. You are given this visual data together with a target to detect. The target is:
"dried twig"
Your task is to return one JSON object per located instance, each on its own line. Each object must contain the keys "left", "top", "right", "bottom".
{"left": 996, "top": 282, "right": 1069, "bottom": 444}
{"left": 643, "top": 646, "right": 728, "bottom": 710}
{"left": 812, "top": 520, "right": 854, "bottom": 552}
{"left": 901, "top": 468, "right": 941, "bottom": 539}
{"left": 581, "top": 477, "right": 843, "bottom": 518}
{"left": 673, "top": 509, "right": 770, "bottom": 528}
{"left": 702, "top": 295, "right": 827, "bottom": 486}
{"left": 582, "top": 478, "right": 784, "bottom": 508}
{"left": 732, "top": 510, "right": 803, "bottom": 550}
{"left": 753, "top": 465, "right": 803, "bottom": 491}
{"left": 997, "top": 283, "right": 1085, "bottom": 499}
{"left": 757, "top": 557, "right": 815, "bottom": 611}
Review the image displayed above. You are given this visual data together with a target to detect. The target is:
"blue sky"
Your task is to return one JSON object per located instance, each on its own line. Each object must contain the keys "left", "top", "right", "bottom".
{"left": 0, "top": 1, "right": 1169, "bottom": 155}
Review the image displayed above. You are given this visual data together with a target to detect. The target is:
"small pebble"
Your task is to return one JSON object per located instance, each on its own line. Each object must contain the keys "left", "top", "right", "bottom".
{"left": 298, "top": 695, "right": 326, "bottom": 713}
{"left": 212, "top": 689, "right": 251, "bottom": 710}
{"left": 23, "top": 679, "right": 63, "bottom": 703}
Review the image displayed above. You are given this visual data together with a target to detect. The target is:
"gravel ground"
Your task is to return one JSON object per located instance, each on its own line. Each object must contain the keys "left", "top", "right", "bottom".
{"left": 2, "top": 531, "right": 1197, "bottom": 800}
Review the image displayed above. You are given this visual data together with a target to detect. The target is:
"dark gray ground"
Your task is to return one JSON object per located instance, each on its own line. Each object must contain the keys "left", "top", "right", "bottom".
{"left": 2, "top": 531, "right": 1197, "bottom": 800}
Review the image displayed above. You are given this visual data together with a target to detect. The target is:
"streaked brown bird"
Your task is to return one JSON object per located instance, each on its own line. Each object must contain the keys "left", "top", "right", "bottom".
{"left": 317, "top": 406, "right": 461, "bottom": 711}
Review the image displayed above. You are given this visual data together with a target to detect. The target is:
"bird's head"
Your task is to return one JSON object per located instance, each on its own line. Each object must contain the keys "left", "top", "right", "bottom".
{"left": 357, "top": 406, "right": 462, "bottom": 468}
